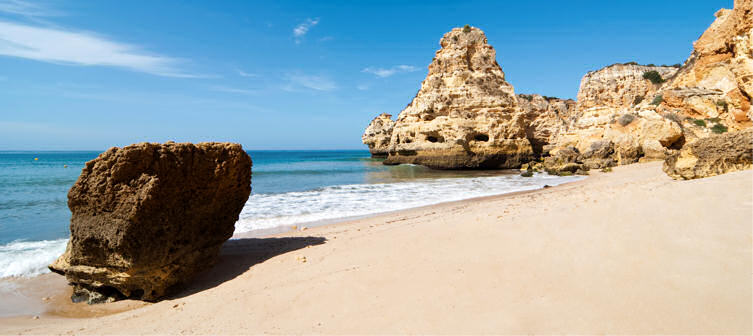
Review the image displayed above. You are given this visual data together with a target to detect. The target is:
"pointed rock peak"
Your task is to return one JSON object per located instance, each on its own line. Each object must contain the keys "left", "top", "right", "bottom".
{"left": 430, "top": 26, "right": 502, "bottom": 73}
{"left": 381, "top": 26, "right": 533, "bottom": 169}
{"left": 440, "top": 25, "right": 488, "bottom": 47}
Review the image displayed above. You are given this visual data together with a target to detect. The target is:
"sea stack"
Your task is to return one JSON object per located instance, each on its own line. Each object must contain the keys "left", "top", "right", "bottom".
{"left": 383, "top": 26, "right": 533, "bottom": 169}
{"left": 362, "top": 113, "right": 395, "bottom": 157}
{"left": 49, "top": 142, "right": 252, "bottom": 303}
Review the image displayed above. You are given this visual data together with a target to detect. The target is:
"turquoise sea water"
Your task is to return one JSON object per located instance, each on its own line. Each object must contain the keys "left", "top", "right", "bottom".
{"left": 0, "top": 150, "right": 582, "bottom": 277}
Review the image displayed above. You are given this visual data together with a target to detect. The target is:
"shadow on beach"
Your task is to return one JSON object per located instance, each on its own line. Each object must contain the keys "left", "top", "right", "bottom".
{"left": 170, "top": 236, "right": 327, "bottom": 299}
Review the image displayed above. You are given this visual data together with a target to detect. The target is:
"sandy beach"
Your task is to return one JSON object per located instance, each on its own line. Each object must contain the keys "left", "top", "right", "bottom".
{"left": 0, "top": 161, "right": 750, "bottom": 334}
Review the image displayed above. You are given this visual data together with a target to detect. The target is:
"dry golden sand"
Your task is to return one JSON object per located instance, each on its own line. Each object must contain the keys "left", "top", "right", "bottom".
{"left": 1, "top": 162, "right": 750, "bottom": 334}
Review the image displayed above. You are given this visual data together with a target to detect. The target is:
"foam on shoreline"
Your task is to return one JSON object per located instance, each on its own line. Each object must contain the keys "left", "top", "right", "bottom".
{"left": 0, "top": 172, "right": 583, "bottom": 279}
{"left": 0, "top": 239, "right": 67, "bottom": 278}
{"left": 235, "top": 172, "right": 583, "bottom": 233}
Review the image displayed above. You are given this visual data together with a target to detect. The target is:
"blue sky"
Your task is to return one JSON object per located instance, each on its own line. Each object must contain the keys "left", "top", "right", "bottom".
{"left": 0, "top": 0, "right": 730, "bottom": 150}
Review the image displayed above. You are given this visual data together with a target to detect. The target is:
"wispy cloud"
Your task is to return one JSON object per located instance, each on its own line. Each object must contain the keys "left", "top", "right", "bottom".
{"left": 293, "top": 17, "right": 319, "bottom": 44}
{"left": 237, "top": 70, "right": 258, "bottom": 78}
{"left": 210, "top": 85, "right": 259, "bottom": 95}
{"left": 356, "top": 84, "right": 369, "bottom": 91}
{"left": 284, "top": 72, "right": 336, "bottom": 91}
{"left": 362, "top": 65, "right": 419, "bottom": 78}
{"left": 0, "top": 20, "right": 198, "bottom": 77}
{"left": 0, "top": 0, "right": 61, "bottom": 18}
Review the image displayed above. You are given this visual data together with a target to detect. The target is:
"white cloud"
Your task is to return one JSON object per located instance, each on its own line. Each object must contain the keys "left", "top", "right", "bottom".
{"left": 0, "top": 0, "right": 60, "bottom": 17}
{"left": 356, "top": 84, "right": 369, "bottom": 91}
{"left": 284, "top": 73, "right": 336, "bottom": 91}
{"left": 237, "top": 70, "right": 258, "bottom": 78}
{"left": 362, "top": 65, "right": 419, "bottom": 78}
{"left": 0, "top": 20, "right": 197, "bottom": 77}
{"left": 293, "top": 17, "right": 319, "bottom": 44}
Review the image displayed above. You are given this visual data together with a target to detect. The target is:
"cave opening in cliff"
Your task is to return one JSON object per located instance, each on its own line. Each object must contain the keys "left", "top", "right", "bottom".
{"left": 473, "top": 134, "right": 489, "bottom": 141}
{"left": 426, "top": 134, "right": 445, "bottom": 143}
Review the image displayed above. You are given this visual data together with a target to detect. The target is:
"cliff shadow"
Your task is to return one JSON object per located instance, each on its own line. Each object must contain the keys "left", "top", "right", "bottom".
{"left": 170, "top": 236, "right": 327, "bottom": 299}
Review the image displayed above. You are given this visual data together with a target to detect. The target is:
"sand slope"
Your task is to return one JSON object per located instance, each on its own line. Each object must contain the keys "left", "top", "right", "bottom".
{"left": 1, "top": 162, "right": 751, "bottom": 334}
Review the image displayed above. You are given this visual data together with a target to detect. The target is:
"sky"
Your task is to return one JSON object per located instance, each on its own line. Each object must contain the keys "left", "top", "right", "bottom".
{"left": 0, "top": 0, "right": 731, "bottom": 150}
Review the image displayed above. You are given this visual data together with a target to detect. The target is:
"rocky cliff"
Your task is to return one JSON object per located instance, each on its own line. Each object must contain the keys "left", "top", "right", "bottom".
{"left": 656, "top": 0, "right": 752, "bottom": 132}
{"left": 542, "top": 1, "right": 752, "bottom": 173}
{"left": 382, "top": 26, "right": 533, "bottom": 169}
{"left": 542, "top": 63, "right": 685, "bottom": 172}
{"left": 576, "top": 63, "right": 679, "bottom": 111}
{"left": 50, "top": 142, "right": 252, "bottom": 303}
{"left": 362, "top": 113, "right": 394, "bottom": 157}
{"left": 517, "top": 94, "right": 577, "bottom": 154}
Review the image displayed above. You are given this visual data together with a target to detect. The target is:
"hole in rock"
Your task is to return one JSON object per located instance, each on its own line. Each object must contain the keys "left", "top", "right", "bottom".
{"left": 473, "top": 134, "right": 489, "bottom": 142}
{"left": 426, "top": 135, "right": 444, "bottom": 143}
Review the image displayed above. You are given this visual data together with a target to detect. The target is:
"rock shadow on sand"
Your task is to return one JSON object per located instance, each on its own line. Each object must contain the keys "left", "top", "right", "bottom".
{"left": 170, "top": 236, "right": 326, "bottom": 299}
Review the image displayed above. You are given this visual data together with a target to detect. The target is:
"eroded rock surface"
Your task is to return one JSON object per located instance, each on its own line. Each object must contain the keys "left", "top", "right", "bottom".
{"left": 577, "top": 63, "right": 678, "bottom": 111}
{"left": 664, "top": 128, "right": 752, "bottom": 179}
{"left": 517, "top": 94, "right": 577, "bottom": 154}
{"left": 383, "top": 26, "right": 533, "bottom": 169}
{"left": 543, "top": 63, "right": 685, "bottom": 172}
{"left": 656, "top": 0, "right": 753, "bottom": 132}
{"left": 362, "top": 113, "right": 394, "bottom": 157}
{"left": 49, "top": 142, "right": 252, "bottom": 303}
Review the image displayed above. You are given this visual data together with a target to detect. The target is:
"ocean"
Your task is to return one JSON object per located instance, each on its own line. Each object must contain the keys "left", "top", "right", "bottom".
{"left": 0, "top": 150, "right": 582, "bottom": 278}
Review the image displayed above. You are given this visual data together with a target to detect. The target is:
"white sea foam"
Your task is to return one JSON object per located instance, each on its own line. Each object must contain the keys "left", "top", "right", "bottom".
{"left": 0, "top": 173, "right": 582, "bottom": 278}
{"left": 235, "top": 172, "right": 583, "bottom": 233}
{"left": 0, "top": 239, "right": 68, "bottom": 278}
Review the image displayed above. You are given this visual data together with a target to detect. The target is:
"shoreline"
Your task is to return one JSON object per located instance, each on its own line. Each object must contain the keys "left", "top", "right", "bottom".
{"left": 232, "top": 171, "right": 584, "bottom": 239}
{"left": 0, "top": 170, "right": 586, "bottom": 319}
{"left": 1, "top": 161, "right": 750, "bottom": 334}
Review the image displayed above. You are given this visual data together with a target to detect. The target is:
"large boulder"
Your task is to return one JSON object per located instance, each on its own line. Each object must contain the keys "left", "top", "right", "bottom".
{"left": 383, "top": 26, "right": 534, "bottom": 169}
{"left": 49, "top": 142, "right": 252, "bottom": 303}
{"left": 362, "top": 113, "right": 395, "bottom": 157}
{"left": 663, "top": 128, "right": 752, "bottom": 179}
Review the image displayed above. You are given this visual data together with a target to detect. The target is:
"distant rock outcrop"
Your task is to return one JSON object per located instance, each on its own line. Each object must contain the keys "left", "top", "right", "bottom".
{"left": 543, "top": 1, "right": 752, "bottom": 173}
{"left": 542, "top": 64, "right": 685, "bottom": 172}
{"left": 49, "top": 142, "right": 252, "bottom": 303}
{"left": 517, "top": 94, "right": 577, "bottom": 154}
{"left": 656, "top": 0, "right": 752, "bottom": 133}
{"left": 362, "top": 113, "right": 394, "bottom": 157}
{"left": 576, "top": 63, "right": 678, "bottom": 111}
{"left": 383, "top": 26, "right": 533, "bottom": 169}
{"left": 664, "top": 128, "right": 752, "bottom": 179}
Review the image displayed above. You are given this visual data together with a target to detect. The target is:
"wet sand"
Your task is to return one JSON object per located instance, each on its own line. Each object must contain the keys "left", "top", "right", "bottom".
{"left": 1, "top": 162, "right": 750, "bottom": 334}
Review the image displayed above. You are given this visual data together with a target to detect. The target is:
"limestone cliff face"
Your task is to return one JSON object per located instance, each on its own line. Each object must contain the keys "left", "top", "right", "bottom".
{"left": 657, "top": 0, "right": 753, "bottom": 130}
{"left": 542, "top": 63, "right": 685, "bottom": 172}
{"left": 383, "top": 27, "right": 533, "bottom": 169}
{"left": 517, "top": 94, "right": 577, "bottom": 154}
{"left": 362, "top": 113, "right": 394, "bottom": 157}
{"left": 577, "top": 63, "right": 679, "bottom": 111}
